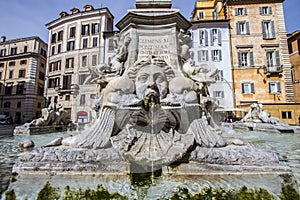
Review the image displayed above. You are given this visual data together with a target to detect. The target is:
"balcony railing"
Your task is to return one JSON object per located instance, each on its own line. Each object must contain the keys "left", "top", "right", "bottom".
{"left": 264, "top": 65, "right": 282, "bottom": 76}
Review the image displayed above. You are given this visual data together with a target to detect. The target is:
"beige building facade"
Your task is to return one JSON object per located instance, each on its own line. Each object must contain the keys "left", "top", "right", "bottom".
{"left": 0, "top": 36, "right": 47, "bottom": 123}
{"left": 45, "top": 5, "right": 114, "bottom": 124}
{"left": 288, "top": 30, "right": 300, "bottom": 103}
{"left": 225, "top": 0, "right": 295, "bottom": 123}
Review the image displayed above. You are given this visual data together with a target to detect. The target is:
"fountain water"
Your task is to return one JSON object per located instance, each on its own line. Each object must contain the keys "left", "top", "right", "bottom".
{"left": 3, "top": 0, "right": 299, "bottom": 199}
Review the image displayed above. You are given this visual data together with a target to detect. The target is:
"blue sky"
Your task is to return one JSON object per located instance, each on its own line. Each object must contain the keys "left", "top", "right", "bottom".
{"left": 0, "top": 0, "right": 298, "bottom": 43}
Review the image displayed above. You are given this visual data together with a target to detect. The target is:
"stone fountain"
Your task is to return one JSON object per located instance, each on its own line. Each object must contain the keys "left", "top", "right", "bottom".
{"left": 5, "top": 0, "right": 299, "bottom": 199}
{"left": 227, "top": 103, "right": 300, "bottom": 134}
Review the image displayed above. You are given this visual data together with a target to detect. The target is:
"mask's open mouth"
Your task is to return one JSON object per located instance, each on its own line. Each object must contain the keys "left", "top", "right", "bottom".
{"left": 144, "top": 92, "right": 160, "bottom": 110}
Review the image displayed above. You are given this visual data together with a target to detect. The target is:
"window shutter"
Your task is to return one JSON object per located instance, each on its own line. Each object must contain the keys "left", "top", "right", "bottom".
{"left": 269, "top": 6, "right": 272, "bottom": 14}
{"left": 238, "top": 52, "right": 242, "bottom": 67}
{"left": 236, "top": 22, "right": 240, "bottom": 34}
{"left": 235, "top": 8, "right": 238, "bottom": 16}
{"left": 198, "top": 51, "right": 201, "bottom": 62}
{"left": 262, "top": 22, "right": 267, "bottom": 39}
{"left": 219, "top": 50, "right": 222, "bottom": 61}
{"left": 218, "top": 29, "right": 222, "bottom": 46}
{"left": 241, "top": 83, "right": 245, "bottom": 93}
{"left": 277, "top": 82, "right": 281, "bottom": 92}
{"left": 211, "top": 50, "right": 214, "bottom": 61}
{"left": 250, "top": 52, "right": 254, "bottom": 66}
{"left": 246, "top": 22, "right": 250, "bottom": 34}
{"left": 268, "top": 82, "right": 271, "bottom": 93}
{"left": 221, "top": 91, "right": 224, "bottom": 98}
{"left": 205, "top": 30, "right": 209, "bottom": 46}
{"left": 259, "top": 7, "right": 263, "bottom": 14}
{"left": 275, "top": 50, "right": 280, "bottom": 67}
{"left": 271, "top": 21, "right": 276, "bottom": 38}
{"left": 210, "top": 30, "right": 214, "bottom": 46}
{"left": 205, "top": 50, "right": 209, "bottom": 61}
{"left": 244, "top": 8, "right": 248, "bottom": 15}
{"left": 251, "top": 83, "right": 255, "bottom": 93}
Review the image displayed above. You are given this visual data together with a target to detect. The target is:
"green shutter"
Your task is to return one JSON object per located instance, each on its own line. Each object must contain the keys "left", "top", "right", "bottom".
{"left": 275, "top": 50, "right": 280, "bottom": 67}
{"left": 246, "top": 22, "right": 250, "bottom": 34}
{"left": 250, "top": 52, "right": 254, "bottom": 66}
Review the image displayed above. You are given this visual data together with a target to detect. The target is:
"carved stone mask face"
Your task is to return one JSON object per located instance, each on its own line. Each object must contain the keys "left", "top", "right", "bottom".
{"left": 135, "top": 65, "right": 168, "bottom": 100}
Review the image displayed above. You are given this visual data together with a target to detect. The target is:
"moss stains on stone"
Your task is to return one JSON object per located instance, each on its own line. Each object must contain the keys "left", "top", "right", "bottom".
{"left": 166, "top": 186, "right": 275, "bottom": 200}
{"left": 4, "top": 189, "right": 16, "bottom": 200}
{"left": 62, "top": 185, "right": 127, "bottom": 200}
{"left": 37, "top": 182, "right": 60, "bottom": 200}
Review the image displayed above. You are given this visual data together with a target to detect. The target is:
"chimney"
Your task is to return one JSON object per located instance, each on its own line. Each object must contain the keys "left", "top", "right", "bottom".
{"left": 0, "top": 36, "right": 6, "bottom": 43}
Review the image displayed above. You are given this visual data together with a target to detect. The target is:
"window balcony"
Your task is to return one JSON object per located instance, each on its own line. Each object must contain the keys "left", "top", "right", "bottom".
{"left": 264, "top": 65, "right": 282, "bottom": 76}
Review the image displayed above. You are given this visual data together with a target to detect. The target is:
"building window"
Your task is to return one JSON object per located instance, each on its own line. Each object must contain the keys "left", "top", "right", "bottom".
{"left": 51, "top": 46, "right": 55, "bottom": 55}
{"left": 50, "top": 60, "right": 61, "bottom": 72}
{"left": 24, "top": 46, "right": 28, "bottom": 53}
{"left": 82, "top": 56, "right": 87, "bottom": 67}
{"left": 16, "top": 82, "right": 25, "bottom": 95}
{"left": 238, "top": 51, "right": 254, "bottom": 67}
{"left": 38, "top": 86, "right": 44, "bottom": 96}
{"left": 92, "top": 55, "right": 97, "bottom": 66}
{"left": 0, "top": 63, "right": 4, "bottom": 68}
{"left": 8, "top": 70, "right": 13, "bottom": 79}
{"left": 260, "top": 6, "right": 272, "bottom": 15}
{"left": 0, "top": 49, "right": 6, "bottom": 57}
{"left": 199, "top": 29, "right": 208, "bottom": 46}
{"left": 79, "top": 74, "right": 89, "bottom": 85}
{"left": 3, "top": 102, "right": 11, "bottom": 108}
{"left": 108, "top": 39, "right": 114, "bottom": 51}
{"left": 20, "top": 60, "right": 27, "bottom": 65}
{"left": 212, "top": 11, "right": 217, "bottom": 20}
{"left": 17, "top": 102, "right": 21, "bottom": 108}
{"left": 81, "top": 24, "right": 90, "bottom": 36}
{"left": 268, "top": 82, "right": 281, "bottom": 94}
{"left": 9, "top": 61, "right": 15, "bottom": 66}
{"left": 236, "top": 21, "right": 250, "bottom": 35}
{"left": 211, "top": 50, "right": 222, "bottom": 61}
{"left": 10, "top": 47, "right": 17, "bottom": 55}
{"left": 51, "top": 33, "right": 57, "bottom": 44}
{"left": 288, "top": 43, "right": 293, "bottom": 54}
{"left": 198, "top": 12, "right": 204, "bottom": 19}
{"left": 67, "top": 41, "right": 75, "bottom": 51}
{"left": 262, "top": 21, "right": 276, "bottom": 39}
{"left": 197, "top": 50, "right": 208, "bottom": 61}
{"left": 5, "top": 83, "right": 12, "bottom": 95}
{"left": 213, "top": 91, "right": 224, "bottom": 98}
{"left": 48, "top": 77, "right": 60, "bottom": 88}
{"left": 266, "top": 50, "right": 280, "bottom": 69}
{"left": 92, "top": 23, "right": 100, "bottom": 34}
{"left": 40, "top": 48, "right": 47, "bottom": 57}
{"left": 69, "top": 27, "right": 76, "bottom": 38}
{"left": 57, "top": 44, "right": 61, "bottom": 54}
{"left": 82, "top": 38, "right": 88, "bottom": 48}
{"left": 241, "top": 82, "right": 255, "bottom": 94}
{"left": 235, "top": 7, "right": 247, "bottom": 16}
{"left": 80, "top": 95, "right": 86, "bottom": 106}
{"left": 211, "top": 29, "right": 221, "bottom": 46}
{"left": 57, "top": 30, "right": 63, "bottom": 41}
{"left": 18, "top": 69, "right": 26, "bottom": 78}
{"left": 65, "top": 95, "right": 70, "bottom": 101}
{"left": 215, "top": 70, "right": 224, "bottom": 81}
{"left": 92, "top": 37, "right": 98, "bottom": 47}
{"left": 62, "top": 75, "right": 72, "bottom": 90}
{"left": 39, "top": 71, "right": 45, "bottom": 80}
{"left": 282, "top": 111, "right": 292, "bottom": 119}
{"left": 66, "top": 58, "right": 74, "bottom": 68}
{"left": 37, "top": 102, "right": 41, "bottom": 108}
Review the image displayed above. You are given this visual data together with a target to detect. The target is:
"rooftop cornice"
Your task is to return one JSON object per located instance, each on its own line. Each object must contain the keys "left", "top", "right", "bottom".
{"left": 0, "top": 36, "right": 47, "bottom": 46}
{"left": 224, "top": 0, "right": 284, "bottom": 5}
{"left": 46, "top": 7, "right": 114, "bottom": 29}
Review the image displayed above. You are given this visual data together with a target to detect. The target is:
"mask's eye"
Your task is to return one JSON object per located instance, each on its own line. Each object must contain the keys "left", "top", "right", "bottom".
{"left": 138, "top": 74, "right": 149, "bottom": 83}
